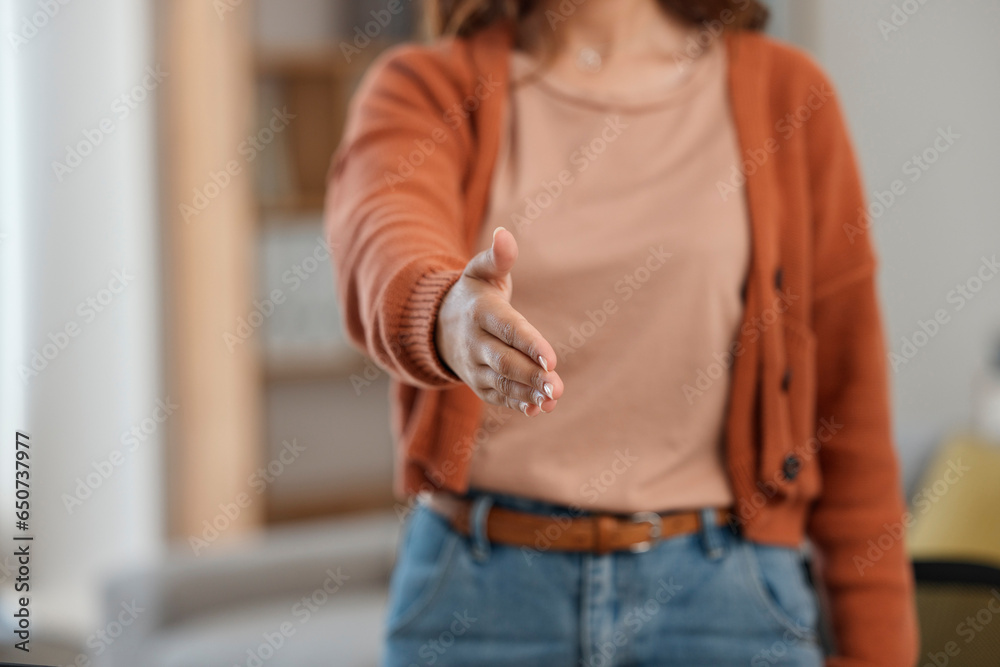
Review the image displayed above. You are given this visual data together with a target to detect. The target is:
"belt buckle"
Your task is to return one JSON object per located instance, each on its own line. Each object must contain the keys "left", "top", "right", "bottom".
{"left": 628, "top": 511, "right": 663, "bottom": 553}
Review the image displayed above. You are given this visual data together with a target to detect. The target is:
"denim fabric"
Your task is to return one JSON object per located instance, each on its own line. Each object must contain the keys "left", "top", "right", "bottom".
{"left": 382, "top": 489, "right": 824, "bottom": 667}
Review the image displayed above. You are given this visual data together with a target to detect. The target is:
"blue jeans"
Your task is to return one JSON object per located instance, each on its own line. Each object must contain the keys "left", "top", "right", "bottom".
{"left": 382, "top": 490, "right": 824, "bottom": 666}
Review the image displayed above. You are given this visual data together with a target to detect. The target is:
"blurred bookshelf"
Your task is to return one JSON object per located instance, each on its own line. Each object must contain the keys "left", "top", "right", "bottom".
{"left": 254, "top": 47, "right": 377, "bottom": 216}
{"left": 251, "top": 0, "right": 418, "bottom": 523}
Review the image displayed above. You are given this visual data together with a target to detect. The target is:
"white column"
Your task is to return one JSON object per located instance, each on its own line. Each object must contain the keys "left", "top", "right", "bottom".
{"left": 0, "top": 0, "right": 164, "bottom": 641}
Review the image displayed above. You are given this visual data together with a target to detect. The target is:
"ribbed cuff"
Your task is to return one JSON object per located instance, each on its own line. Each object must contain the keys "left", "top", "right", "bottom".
{"left": 396, "top": 267, "right": 464, "bottom": 386}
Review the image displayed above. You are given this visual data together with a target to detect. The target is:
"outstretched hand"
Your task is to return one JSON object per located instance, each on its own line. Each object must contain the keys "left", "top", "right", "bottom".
{"left": 435, "top": 227, "right": 563, "bottom": 416}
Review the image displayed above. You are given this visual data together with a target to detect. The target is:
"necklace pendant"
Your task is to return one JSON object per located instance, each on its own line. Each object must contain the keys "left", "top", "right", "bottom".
{"left": 577, "top": 46, "right": 603, "bottom": 73}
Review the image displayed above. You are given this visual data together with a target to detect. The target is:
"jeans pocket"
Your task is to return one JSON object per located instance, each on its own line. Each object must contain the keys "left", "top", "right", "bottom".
{"left": 740, "top": 541, "right": 820, "bottom": 642}
{"left": 385, "top": 504, "right": 461, "bottom": 636}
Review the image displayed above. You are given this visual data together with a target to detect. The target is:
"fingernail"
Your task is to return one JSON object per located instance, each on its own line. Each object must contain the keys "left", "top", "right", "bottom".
{"left": 538, "top": 355, "right": 548, "bottom": 372}
{"left": 519, "top": 401, "right": 530, "bottom": 416}
{"left": 493, "top": 227, "right": 505, "bottom": 244}
{"left": 532, "top": 391, "right": 545, "bottom": 407}
{"left": 543, "top": 383, "right": 554, "bottom": 400}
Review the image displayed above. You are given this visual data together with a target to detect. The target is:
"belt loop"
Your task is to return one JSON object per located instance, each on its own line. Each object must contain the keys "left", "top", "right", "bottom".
{"left": 469, "top": 494, "right": 494, "bottom": 563}
{"left": 699, "top": 507, "right": 724, "bottom": 561}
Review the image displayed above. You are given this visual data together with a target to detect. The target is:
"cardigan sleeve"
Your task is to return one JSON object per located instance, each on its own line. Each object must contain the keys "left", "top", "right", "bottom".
{"left": 324, "top": 44, "right": 474, "bottom": 388}
{"left": 801, "top": 64, "right": 920, "bottom": 667}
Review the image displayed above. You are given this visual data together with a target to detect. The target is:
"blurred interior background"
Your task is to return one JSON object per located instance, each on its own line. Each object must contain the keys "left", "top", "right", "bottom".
{"left": 0, "top": 0, "right": 999, "bottom": 665}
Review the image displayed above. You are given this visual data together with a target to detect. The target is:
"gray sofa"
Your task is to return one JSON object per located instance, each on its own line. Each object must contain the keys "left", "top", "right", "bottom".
{"left": 98, "top": 511, "right": 401, "bottom": 667}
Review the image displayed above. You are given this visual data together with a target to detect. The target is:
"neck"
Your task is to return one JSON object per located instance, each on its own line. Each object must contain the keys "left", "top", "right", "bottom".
{"left": 525, "top": 0, "right": 692, "bottom": 58}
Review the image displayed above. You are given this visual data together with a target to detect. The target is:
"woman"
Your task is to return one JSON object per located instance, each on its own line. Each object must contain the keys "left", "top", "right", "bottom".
{"left": 326, "top": 0, "right": 919, "bottom": 664}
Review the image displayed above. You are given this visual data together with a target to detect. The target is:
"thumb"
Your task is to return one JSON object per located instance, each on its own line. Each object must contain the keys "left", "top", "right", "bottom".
{"left": 465, "top": 227, "right": 518, "bottom": 292}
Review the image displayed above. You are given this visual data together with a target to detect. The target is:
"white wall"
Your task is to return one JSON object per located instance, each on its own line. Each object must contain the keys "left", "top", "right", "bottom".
{"left": 782, "top": 0, "right": 1000, "bottom": 487}
{"left": 0, "top": 0, "right": 164, "bottom": 645}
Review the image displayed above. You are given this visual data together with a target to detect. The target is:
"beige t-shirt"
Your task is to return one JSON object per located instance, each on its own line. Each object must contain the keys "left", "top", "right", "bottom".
{"left": 466, "top": 39, "right": 749, "bottom": 513}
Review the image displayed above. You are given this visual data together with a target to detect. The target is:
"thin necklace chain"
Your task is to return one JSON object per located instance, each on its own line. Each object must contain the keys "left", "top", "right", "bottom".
{"left": 519, "top": 15, "right": 703, "bottom": 75}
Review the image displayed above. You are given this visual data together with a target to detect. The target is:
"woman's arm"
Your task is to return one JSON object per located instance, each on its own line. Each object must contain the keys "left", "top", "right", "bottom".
{"left": 802, "top": 65, "right": 920, "bottom": 666}
{"left": 325, "top": 44, "right": 472, "bottom": 388}
{"left": 325, "top": 43, "right": 562, "bottom": 413}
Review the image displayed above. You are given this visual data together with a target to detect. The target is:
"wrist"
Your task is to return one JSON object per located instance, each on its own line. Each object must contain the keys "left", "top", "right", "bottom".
{"left": 434, "top": 282, "right": 459, "bottom": 377}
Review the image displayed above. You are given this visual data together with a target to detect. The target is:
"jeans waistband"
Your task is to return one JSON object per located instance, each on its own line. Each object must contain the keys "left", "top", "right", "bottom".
{"left": 461, "top": 487, "right": 591, "bottom": 517}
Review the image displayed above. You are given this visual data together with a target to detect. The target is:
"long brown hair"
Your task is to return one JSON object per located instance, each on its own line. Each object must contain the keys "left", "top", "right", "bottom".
{"left": 427, "top": 0, "right": 770, "bottom": 38}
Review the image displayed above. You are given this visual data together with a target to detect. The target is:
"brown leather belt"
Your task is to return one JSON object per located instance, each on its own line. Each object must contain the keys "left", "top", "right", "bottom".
{"left": 423, "top": 492, "right": 732, "bottom": 555}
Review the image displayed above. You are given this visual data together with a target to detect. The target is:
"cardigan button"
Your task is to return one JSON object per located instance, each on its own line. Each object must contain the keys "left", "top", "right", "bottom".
{"left": 781, "top": 366, "right": 792, "bottom": 391}
{"left": 783, "top": 454, "right": 801, "bottom": 481}
{"left": 774, "top": 267, "right": 784, "bottom": 290}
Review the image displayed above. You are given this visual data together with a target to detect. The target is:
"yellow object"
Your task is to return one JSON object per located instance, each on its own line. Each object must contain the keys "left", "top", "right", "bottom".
{"left": 907, "top": 434, "right": 1000, "bottom": 568}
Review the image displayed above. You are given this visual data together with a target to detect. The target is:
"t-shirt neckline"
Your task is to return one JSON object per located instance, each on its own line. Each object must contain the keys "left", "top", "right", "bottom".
{"left": 509, "top": 38, "right": 724, "bottom": 113}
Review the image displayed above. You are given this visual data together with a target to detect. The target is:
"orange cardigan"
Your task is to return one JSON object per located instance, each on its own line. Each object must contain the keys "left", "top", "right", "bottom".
{"left": 326, "top": 22, "right": 918, "bottom": 666}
